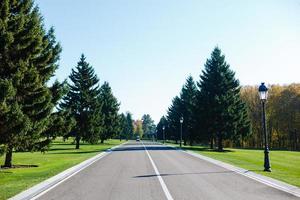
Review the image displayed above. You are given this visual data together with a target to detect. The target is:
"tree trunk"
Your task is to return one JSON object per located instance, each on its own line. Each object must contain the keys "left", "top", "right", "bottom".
{"left": 75, "top": 135, "right": 80, "bottom": 149}
{"left": 4, "top": 145, "right": 13, "bottom": 168}
{"left": 217, "top": 133, "right": 223, "bottom": 151}
{"left": 101, "top": 139, "right": 104, "bottom": 144}
{"left": 184, "top": 139, "right": 187, "bottom": 146}
{"left": 210, "top": 137, "right": 214, "bottom": 149}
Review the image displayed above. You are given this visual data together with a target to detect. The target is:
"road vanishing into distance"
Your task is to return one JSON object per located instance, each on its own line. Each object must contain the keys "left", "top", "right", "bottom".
{"left": 36, "top": 141, "right": 298, "bottom": 200}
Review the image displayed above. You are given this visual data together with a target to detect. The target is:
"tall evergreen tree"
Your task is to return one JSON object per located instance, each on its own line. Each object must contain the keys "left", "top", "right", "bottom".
{"left": 124, "top": 112, "right": 134, "bottom": 140}
{"left": 118, "top": 113, "right": 127, "bottom": 141}
{"left": 196, "top": 47, "right": 251, "bottom": 151}
{"left": 156, "top": 116, "right": 168, "bottom": 140}
{"left": 180, "top": 76, "right": 198, "bottom": 145}
{"left": 0, "top": 0, "right": 62, "bottom": 167}
{"left": 99, "top": 82, "right": 120, "bottom": 143}
{"left": 166, "top": 96, "right": 184, "bottom": 143}
{"left": 60, "top": 55, "right": 100, "bottom": 149}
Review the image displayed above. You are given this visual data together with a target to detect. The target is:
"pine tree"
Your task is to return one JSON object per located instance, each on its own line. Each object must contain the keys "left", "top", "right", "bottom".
{"left": 118, "top": 113, "right": 127, "bottom": 141}
{"left": 166, "top": 96, "right": 184, "bottom": 143}
{"left": 0, "top": 0, "right": 62, "bottom": 167}
{"left": 60, "top": 55, "right": 100, "bottom": 149}
{"left": 125, "top": 112, "right": 134, "bottom": 140}
{"left": 197, "top": 47, "right": 251, "bottom": 151}
{"left": 156, "top": 116, "right": 168, "bottom": 140}
{"left": 180, "top": 76, "right": 198, "bottom": 145}
{"left": 99, "top": 82, "right": 120, "bottom": 143}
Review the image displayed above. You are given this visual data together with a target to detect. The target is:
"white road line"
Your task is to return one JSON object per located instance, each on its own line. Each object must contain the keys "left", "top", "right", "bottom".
{"left": 142, "top": 141, "right": 174, "bottom": 200}
{"left": 11, "top": 143, "right": 125, "bottom": 200}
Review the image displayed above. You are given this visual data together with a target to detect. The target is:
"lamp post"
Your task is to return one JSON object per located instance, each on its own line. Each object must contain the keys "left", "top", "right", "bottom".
{"left": 162, "top": 126, "right": 165, "bottom": 144}
{"left": 180, "top": 116, "right": 184, "bottom": 147}
{"left": 258, "top": 82, "right": 271, "bottom": 172}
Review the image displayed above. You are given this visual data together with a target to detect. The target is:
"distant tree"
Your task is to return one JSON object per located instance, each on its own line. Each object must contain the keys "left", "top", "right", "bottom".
{"left": 179, "top": 76, "right": 198, "bottom": 145}
{"left": 60, "top": 55, "right": 101, "bottom": 149}
{"left": 99, "top": 82, "right": 120, "bottom": 143}
{"left": 142, "top": 114, "right": 156, "bottom": 138}
{"left": 166, "top": 96, "right": 184, "bottom": 143}
{"left": 118, "top": 113, "right": 127, "bottom": 141}
{"left": 197, "top": 47, "right": 251, "bottom": 151}
{"left": 134, "top": 120, "right": 144, "bottom": 138}
{"left": 240, "top": 86, "right": 262, "bottom": 148}
{"left": 156, "top": 116, "right": 168, "bottom": 140}
{"left": 0, "top": 0, "right": 62, "bottom": 167}
{"left": 124, "top": 112, "right": 134, "bottom": 140}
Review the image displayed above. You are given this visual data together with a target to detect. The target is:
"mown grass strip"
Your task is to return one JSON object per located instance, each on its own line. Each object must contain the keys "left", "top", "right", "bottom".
{"left": 167, "top": 143, "right": 300, "bottom": 188}
{"left": 0, "top": 139, "right": 125, "bottom": 200}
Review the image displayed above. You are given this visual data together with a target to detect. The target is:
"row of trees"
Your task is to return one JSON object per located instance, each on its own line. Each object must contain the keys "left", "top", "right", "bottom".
{"left": 58, "top": 55, "right": 121, "bottom": 149}
{"left": 158, "top": 47, "right": 300, "bottom": 151}
{"left": 0, "top": 0, "right": 127, "bottom": 168}
{"left": 241, "top": 84, "right": 300, "bottom": 150}
{"left": 122, "top": 114, "right": 156, "bottom": 139}
{"left": 157, "top": 47, "right": 251, "bottom": 151}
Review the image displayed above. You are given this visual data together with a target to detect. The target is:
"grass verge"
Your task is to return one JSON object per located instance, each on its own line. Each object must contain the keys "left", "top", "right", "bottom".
{"left": 0, "top": 139, "right": 125, "bottom": 200}
{"left": 167, "top": 142, "right": 300, "bottom": 188}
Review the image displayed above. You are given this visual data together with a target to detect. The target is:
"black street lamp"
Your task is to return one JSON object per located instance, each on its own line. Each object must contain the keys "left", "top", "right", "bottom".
{"left": 162, "top": 125, "right": 165, "bottom": 144}
{"left": 258, "top": 82, "right": 271, "bottom": 172}
{"left": 180, "top": 116, "right": 184, "bottom": 147}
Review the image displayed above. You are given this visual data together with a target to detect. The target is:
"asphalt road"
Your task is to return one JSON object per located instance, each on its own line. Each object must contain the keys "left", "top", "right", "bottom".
{"left": 37, "top": 141, "right": 299, "bottom": 200}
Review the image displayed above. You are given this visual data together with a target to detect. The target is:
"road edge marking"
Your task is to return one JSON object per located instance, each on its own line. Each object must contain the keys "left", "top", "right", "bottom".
{"left": 9, "top": 142, "right": 126, "bottom": 200}
{"left": 142, "top": 141, "right": 174, "bottom": 200}
{"left": 165, "top": 144, "right": 300, "bottom": 198}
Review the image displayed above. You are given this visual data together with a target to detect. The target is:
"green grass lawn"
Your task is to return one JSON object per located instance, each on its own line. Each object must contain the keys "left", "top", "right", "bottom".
{"left": 0, "top": 139, "right": 125, "bottom": 200}
{"left": 167, "top": 142, "right": 300, "bottom": 188}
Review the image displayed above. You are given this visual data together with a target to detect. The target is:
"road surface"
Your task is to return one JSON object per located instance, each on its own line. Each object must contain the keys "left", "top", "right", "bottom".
{"left": 37, "top": 141, "right": 299, "bottom": 200}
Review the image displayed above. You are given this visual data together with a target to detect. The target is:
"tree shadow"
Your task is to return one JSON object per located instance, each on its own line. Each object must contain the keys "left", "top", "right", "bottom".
{"left": 49, "top": 150, "right": 104, "bottom": 155}
{"left": 133, "top": 170, "right": 234, "bottom": 178}
{"left": 181, "top": 146, "right": 234, "bottom": 153}
{"left": 0, "top": 164, "right": 38, "bottom": 169}
{"left": 0, "top": 170, "right": 13, "bottom": 173}
{"left": 48, "top": 148, "right": 76, "bottom": 151}
{"left": 112, "top": 146, "right": 175, "bottom": 152}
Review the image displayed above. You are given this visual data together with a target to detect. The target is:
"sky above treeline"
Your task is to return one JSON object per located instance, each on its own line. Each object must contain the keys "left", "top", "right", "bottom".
{"left": 35, "top": 0, "right": 300, "bottom": 123}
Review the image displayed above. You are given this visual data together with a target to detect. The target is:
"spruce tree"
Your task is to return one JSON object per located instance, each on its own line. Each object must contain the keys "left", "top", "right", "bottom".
{"left": 156, "top": 116, "right": 168, "bottom": 140}
{"left": 180, "top": 76, "right": 198, "bottom": 145}
{"left": 0, "top": 0, "right": 62, "bottom": 167}
{"left": 196, "top": 47, "right": 251, "bottom": 151}
{"left": 118, "top": 113, "right": 127, "bottom": 141}
{"left": 166, "top": 96, "right": 184, "bottom": 143}
{"left": 60, "top": 55, "right": 100, "bottom": 149}
{"left": 125, "top": 112, "right": 134, "bottom": 140}
{"left": 99, "top": 82, "right": 120, "bottom": 143}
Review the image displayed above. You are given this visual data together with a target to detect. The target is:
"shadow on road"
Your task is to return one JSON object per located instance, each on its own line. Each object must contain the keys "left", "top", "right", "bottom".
{"left": 180, "top": 146, "right": 234, "bottom": 153}
{"left": 113, "top": 146, "right": 175, "bottom": 152}
{"left": 133, "top": 170, "right": 234, "bottom": 178}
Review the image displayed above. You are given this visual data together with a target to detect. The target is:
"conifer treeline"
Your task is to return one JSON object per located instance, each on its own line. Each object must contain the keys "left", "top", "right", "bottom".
{"left": 0, "top": 1, "right": 127, "bottom": 167}
{"left": 157, "top": 47, "right": 251, "bottom": 151}
{"left": 59, "top": 55, "right": 122, "bottom": 149}
{"left": 158, "top": 48, "right": 300, "bottom": 151}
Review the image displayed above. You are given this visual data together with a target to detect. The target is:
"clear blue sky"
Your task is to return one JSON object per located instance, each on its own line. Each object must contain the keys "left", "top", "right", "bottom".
{"left": 35, "top": 0, "right": 300, "bottom": 123}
